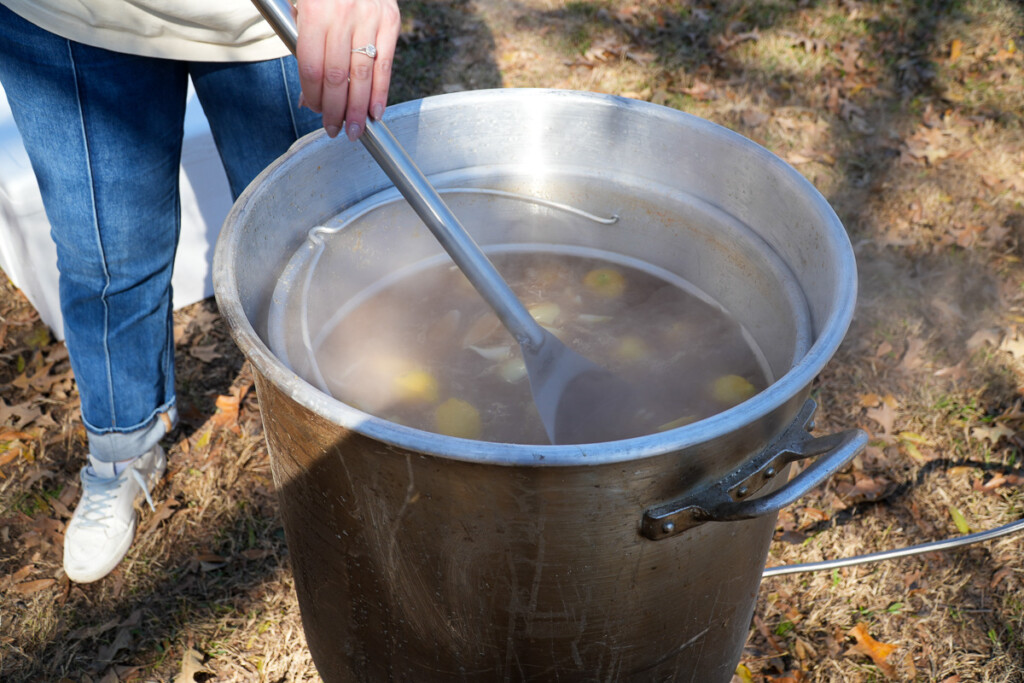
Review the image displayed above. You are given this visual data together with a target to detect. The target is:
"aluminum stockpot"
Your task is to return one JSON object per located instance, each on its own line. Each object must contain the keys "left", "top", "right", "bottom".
{"left": 213, "top": 89, "right": 866, "bottom": 682}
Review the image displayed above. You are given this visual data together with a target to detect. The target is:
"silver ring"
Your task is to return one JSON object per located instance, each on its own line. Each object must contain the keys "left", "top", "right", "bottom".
{"left": 351, "top": 44, "right": 377, "bottom": 59}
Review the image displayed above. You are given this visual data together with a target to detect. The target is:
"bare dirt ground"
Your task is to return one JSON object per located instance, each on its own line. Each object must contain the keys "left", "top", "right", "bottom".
{"left": 2, "top": 0, "right": 1023, "bottom": 681}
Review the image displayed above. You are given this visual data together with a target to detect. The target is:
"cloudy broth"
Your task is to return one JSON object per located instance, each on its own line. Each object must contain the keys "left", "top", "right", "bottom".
{"left": 313, "top": 251, "right": 768, "bottom": 444}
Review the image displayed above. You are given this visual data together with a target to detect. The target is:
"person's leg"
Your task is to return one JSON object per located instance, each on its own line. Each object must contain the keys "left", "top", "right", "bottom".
{"left": 0, "top": 5, "right": 187, "bottom": 581}
{"left": 190, "top": 57, "right": 321, "bottom": 199}
{"left": 0, "top": 6, "right": 188, "bottom": 462}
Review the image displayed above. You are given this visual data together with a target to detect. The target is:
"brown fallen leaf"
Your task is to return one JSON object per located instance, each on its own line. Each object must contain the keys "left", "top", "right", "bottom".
{"left": 97, "top": 612, "right": 141, "bottom": 663}
{"left": 68, "top": 616, "right": 121, "bottom": 641}
{"left": 677, "top": 78, "right": 716, "bottom": 101}
{"left": 933, "top": 361, "right": 968, "bottom": 381}
{"left": 858, "top": 393, "right": 881, "bottom": 408}
{"left": 903, "top": 652, "right": 918, "bottom": 679}
{"left": 795, "top": 635, "right": 817, "bottom": 661}
{"left": 990, "top": 567, "right": 1013, "bottom": 588}
{"left": 189, "top": 343, "right": 222, "bottom": 363}
{"left": 192, "top": 552, "right": 230, "bottom": 572}
{"left": 999, "top": 333, "right": 1024, "bottom": 359}
{"left": 0, "top": 450, "right": 21, "bottom": 469}
{"left": 966, "top": 328, "right": 1001, "bottom": 351}
{"left": 973, "top": 475, "right": 1007, "bottom": 493}
{"left": 988, "top": 42, "right": 1019, "bottom": 63}
{"left": 7, "top": 565, "right": 34, "bottom": 584}
{"left": 847, "top": 622, "right": 897, "bottom": 677}
{"left": 188, "top": 305, "right": 221, "bottom": 335}
{"left": 970, "top": 423, "right": 1015, "bottom": 444}
{"left": 0, "top": 399, "right": 43, "bottom": 430}
{"left": 802, "top": 507, "right": 831, "bottom": 522}
{"left": 754, "top": 614, "right": 786, "bottom": 654}
{"left": 139, "top": 497, "right": 179, "bottom": 535}
{"left": 835, "top": 471, "right": 894, "bottom": 503}
{"left": 741, "top": 109, "right": 770, "bottom": 128}
{"left": 947, "top": 466, "right": 977, "bottom": 479}
{"left": 949, "top": 38, "right": 963, "bottom": 63}
{"left": 174, "top": 647, "right": 211, "bottom": 683}
{"left": 209, "top": 393, "right": 240, "bottom": 428}
{"left": 866, "top": 401, "right": 897, "bottom": 435}
{"left": 902, "top": 126, "right": 951, "bottom": 165}
{"left": 791, "top": 34, "right": 828, "bottom": 54}
{"left": 13, "top": 578, "right": 56, "bottom": 595}
{"left": 12, "top": 361, "right": 64, "bottom": 393}
{"left": 716, "top": 28, "right": 759, "bottom": 50}
{"left": 899, "top": 337, "right": 927, "bottom": 372}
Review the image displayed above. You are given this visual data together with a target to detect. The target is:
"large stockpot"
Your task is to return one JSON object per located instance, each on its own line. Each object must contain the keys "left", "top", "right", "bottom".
{"left": 213, "top": 89, "right": 867, "bottom": 681}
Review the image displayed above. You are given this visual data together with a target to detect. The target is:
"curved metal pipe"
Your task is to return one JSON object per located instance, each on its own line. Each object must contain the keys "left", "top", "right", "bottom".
{"left": 762, "top": 516, "right": 1024, "bottom": 578}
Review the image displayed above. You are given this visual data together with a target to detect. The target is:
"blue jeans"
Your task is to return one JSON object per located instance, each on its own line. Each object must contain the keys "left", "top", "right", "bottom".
{"left": 0, "top": 6, "right": 320, "bottom": 462}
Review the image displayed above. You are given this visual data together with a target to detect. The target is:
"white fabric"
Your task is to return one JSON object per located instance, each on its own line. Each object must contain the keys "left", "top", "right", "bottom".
{"left": 87, "top": 454, "right": 134, "bottom": 477}
{"left": 1, "top": 0, "right": 290, "bottom": 62}
{"left": 0, "top": 81, "right": 234, "bottom": 340}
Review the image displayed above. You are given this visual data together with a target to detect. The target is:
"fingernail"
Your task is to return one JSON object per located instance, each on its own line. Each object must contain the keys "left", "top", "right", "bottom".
{"left": 347, "top": 123, "right": 362, "bottom": 141}
{"left": 371, "top": 103, "right": 384, "bottom": 120}
{"left": 325, "top": 125, "right": 341, "bottom": 138}
{"left": 298, "top": 92, "right": 307, "bottom": 109}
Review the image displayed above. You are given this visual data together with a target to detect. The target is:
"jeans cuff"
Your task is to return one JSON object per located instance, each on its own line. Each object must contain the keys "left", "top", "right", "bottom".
{"left": 86, "top": 405, "right": 178, "bottom": 462}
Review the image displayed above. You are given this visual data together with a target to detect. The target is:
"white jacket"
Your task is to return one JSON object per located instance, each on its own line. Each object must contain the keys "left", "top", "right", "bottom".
{"left": 1, "top": 0, "right": 290, "bottom": 61}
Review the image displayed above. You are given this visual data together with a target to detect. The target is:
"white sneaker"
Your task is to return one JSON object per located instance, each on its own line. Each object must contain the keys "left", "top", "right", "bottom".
{"left": 63, "top": 445, "right": 167, "bottom": 583}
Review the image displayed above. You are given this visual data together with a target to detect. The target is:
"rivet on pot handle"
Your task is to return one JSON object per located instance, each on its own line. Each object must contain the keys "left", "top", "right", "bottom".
{"left": 641, "top": 400, "right": 868, "bottom": 540}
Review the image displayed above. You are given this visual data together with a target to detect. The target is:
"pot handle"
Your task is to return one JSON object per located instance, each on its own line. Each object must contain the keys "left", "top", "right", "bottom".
{"left": 641, "top": 399, "right": 868, "bottom": 540}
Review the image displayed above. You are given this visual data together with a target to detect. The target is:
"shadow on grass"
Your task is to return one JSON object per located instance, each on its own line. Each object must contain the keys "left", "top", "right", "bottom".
{"left": 391, "top": 0, "right": 503, "bottom": 103}
{"left": 521, "top": 0, "right": 1024, "bottom": 447}
{"left": 8, "top": 0, "right": 1021, "bottom": 679}
{"left": 1, "top": 338, "right": 287, "bottom": 680}
{"left": 505, "top": 0, "right": 1024, "bottom": 674}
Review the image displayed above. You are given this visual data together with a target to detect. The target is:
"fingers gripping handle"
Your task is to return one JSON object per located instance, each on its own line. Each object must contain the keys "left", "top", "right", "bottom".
{"left": 251, "top": 0, "right": 547, "bottom": 349}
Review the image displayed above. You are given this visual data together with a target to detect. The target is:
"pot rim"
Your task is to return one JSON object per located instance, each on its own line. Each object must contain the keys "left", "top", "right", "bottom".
{"left": 213, "top": 88, "right": 857, "bottom": 467}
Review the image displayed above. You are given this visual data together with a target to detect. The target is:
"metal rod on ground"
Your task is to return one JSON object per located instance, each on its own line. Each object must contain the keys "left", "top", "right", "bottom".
{"left": 762, "top": 516, "right": 1024, "bottom": 578}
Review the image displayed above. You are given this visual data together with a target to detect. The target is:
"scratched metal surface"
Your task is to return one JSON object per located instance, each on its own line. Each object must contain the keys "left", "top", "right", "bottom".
{"left": 257, "top": 370, "right": 794, "bottom": 682}
{"left": 214, "top": 89, "right": 858, "bottom": 681}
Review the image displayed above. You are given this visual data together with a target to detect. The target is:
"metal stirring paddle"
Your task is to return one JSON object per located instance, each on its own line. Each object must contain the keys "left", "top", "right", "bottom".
{"left": 253, "top": 0, "right": 642, "bottom": 444}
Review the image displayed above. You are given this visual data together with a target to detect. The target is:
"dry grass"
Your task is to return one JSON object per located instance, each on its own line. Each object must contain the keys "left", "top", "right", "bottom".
{"left": 2, "top": 0, "right": 1024, "bottom": 681}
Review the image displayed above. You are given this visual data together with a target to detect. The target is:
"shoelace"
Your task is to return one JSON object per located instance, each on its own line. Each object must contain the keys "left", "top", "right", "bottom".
{"left": 131, "top": 468, "right": 157, "bottom": 512}
{"left": 74, "top": 465, "right": 156, "bottom": 529}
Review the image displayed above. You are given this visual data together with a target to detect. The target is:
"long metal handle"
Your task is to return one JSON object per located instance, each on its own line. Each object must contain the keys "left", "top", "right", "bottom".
{"left": 356, "top": 126, "right": 545, "bottom": 350}
{"left": 763, "top": 515, "right": 1024, "bottom": 577}
{"left": 642, "top": 400, "right": 868, "bottom": 540}
{"left": 251, "top": 0, "right": 545, "bottom": 350}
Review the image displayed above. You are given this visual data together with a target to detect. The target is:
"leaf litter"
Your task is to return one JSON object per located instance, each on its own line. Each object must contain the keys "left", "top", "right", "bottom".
{"left": 3, "top": 0, "right": 1024, "bottom": 681}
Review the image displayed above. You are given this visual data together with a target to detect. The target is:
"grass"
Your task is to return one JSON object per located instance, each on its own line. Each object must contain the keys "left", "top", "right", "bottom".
{"left": 2, "top": 0, "right": 1024, "bottom": 680}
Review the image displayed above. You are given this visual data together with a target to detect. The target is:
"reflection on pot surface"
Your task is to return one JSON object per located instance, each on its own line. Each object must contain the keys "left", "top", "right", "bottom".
{"left": 215, "top": 89, "right": 863, "bottom": 682}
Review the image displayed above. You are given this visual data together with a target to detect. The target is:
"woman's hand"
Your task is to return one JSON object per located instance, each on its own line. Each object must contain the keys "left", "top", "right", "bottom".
{"left": 294, "top": 0, "right": 400, "bottom": 140}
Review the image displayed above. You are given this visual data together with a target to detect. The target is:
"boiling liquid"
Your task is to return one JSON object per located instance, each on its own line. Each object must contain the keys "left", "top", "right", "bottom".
{"left": 314, "top": 251, "right": 767, "bottom": 444}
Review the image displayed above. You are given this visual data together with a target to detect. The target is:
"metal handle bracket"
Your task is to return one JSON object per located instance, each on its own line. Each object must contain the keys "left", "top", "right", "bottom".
{"left": 641, "top": 400, "right": 868, "bottom": 540}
